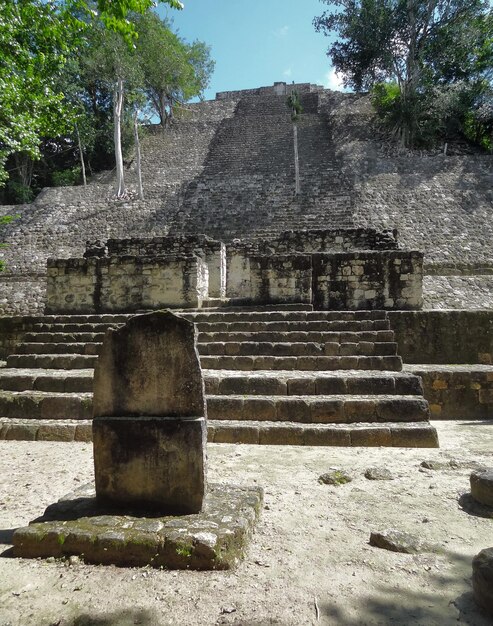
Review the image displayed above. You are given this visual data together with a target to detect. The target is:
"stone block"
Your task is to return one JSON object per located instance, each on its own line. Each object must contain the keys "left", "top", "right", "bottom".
{"left": 470, "top": 469, "right": 493, "bottom": 508}
{"left": 390, "top": 425, "right": 439, "bottom": 448}
{"left": 37, "top": 424, "right": 75, "bottom": 442}
{"left": 472, "top": 548, "right": 493, "bottom": 617}
{"left": 213, "top": 424, "right": 260, "bottom": 444}
{"left": 93, "top": 416, "right": 207, "bottom": 514}
{"left": 303, "top": 427, "right": 351, "bottom": 446}
{"left": 351, "top": 427, "right": 392, "bottom": 447}
{"left": 310, "top": 399, "right": 345, "bottom": 423}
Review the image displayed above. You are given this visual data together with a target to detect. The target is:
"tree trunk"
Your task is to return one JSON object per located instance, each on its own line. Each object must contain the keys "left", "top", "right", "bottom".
{"left": 293, "top": 124, "right": 300, "bottom": 195}
{"left": 75, "top": 123, "right": 87, "bottom": 187}
{"left": 114, "top": 77, "right": 125, "bottom": 198}
{"left": 133, "top": 110, "right": 144, "bottom": 201}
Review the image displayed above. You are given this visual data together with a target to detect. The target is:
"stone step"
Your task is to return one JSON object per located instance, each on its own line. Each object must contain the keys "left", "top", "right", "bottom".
{"left": 6, "top": 352, "right": 403, "bottom": 372}
{"left": 205, "top": 371, "right": 423, "bottom": 396}
{"left": 26, "top": 318, "right": 391, "bottom": 334}
{"left": 207, "top": 394, "right": 430, "bottom": 424}
{"left": 0, "top": 418, "right": 439, "bottom": 448}
{"left": 0, "top": 391, "right": 92, "bottom": 420}
{"left": 26, "top": 304, "right": 316, "bottom": 326}
{"left": 0, "top": 388, "right": 427, "bottom": 423}
{"left": 199, "top": 341, "right": 397, "bottom": 357}
{"left": 6, "top": 354, "right": 98, "bottom": 369}
{"left": 200, "top": 355, "right": 403, "bottom": 372}
{"left": 24, "top": 332, "right": 106, "bottom": 343}
{"left": 198, "top": 330, "right": 396, "bottom": 343}
{"left": 0, "top": 369, "right": 422, "bottom": 396}
{"left": 22, "top": 329, "right": 396, "bottom": 344}
{"left": 196, "top": 320, "right": 391, "bottom": 332}
{"left": 182, "top": 311, "right": 389, "bottom": 323}
{"left": 0, "top": 369, "right": 93, "bottom": 393}
{"left": 15, "top": 343, "right": 102, "bottom": 356}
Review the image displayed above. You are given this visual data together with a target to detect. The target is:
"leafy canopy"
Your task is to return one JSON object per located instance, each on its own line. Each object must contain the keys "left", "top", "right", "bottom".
{"left": 314, "top": 0, "right": 493, "bottom": 146}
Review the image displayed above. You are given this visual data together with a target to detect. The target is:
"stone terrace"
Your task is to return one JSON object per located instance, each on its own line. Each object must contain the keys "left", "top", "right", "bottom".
{"left": 0, "top": 307, "right": 438, "bottom": 447}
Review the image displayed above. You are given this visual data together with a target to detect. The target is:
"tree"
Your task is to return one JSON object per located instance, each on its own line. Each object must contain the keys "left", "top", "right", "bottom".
{"left": 0, "top": 0, "right": 183, "bottom": 189}
{"left": 134, "top": 12, "right": 214, "bottom": 126}
{"left": 314, "top": 0, "right": 493, "bottom": 146}
{"left": 0, "top": 1, "right": 79, "bottom": 188}
{"left": 287, "top": 91, "right": 303, "bottom": 195}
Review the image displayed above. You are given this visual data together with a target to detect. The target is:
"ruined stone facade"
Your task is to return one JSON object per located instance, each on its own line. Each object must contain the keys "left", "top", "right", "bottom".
{"left": 44, "top": 230, "right": 423, "bottom": 313}
{"left": 1, "top": 82, "right": 492, "bottom": 314}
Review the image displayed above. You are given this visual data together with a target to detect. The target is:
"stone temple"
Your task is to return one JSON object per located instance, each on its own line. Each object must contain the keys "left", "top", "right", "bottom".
{"left": 0, "top": 81, "right": 492, "bottom": 444}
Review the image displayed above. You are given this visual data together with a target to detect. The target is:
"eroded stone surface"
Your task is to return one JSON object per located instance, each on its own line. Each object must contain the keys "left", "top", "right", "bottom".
{"left": 93, "top": 416, "right": 207, "bottom": 514}
{"left": 93, "top": 311, "right": 205, "bottom": 418}
{"left": 369, "top": 529, "right": 436, "bottom": 554}
{"left": 13, "top": 483, "right": 263, "bottom": 570}
{"left": 470, "top": 469, "right": 493, "bottom": 508}
{"left": 318, "top": 470, "right": 352, "bottom": 486}
{"left": 472, "top": 547, "right": 493, "bottom": 617}
{"left": 364, "top": 467, "right": 393, "bottom": 481}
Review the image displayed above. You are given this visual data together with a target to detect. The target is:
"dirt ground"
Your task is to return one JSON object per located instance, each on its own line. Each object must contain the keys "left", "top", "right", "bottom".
{"left": 0, "top": 421, "right": 492, "bottom": 626}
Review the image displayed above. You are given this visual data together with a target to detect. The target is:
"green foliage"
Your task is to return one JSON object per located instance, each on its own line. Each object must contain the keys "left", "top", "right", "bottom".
{"left": 52, "top": 167, "right": 82, "bottom": 187}
{"left": 464, "top": 106, "right": 493, "bottom": 152}
{"left": 133, "top": 12, "right": 214, "bottom": 125}
{"left": 314, "top": 0, "right": 493, "bottom": 147}
{"left": 287, "top": 91, "right": 303, "bottom": 122}
{"left": 0, "top": 0, "right": 80, "bottom": 186}
{"left": 4, "top": 181, "right": 35, "bottom": 204}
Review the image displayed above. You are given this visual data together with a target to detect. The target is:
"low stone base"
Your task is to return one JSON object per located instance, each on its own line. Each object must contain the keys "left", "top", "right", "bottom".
{"left": 13, "top": 482, "right": 263, "bottom": 570}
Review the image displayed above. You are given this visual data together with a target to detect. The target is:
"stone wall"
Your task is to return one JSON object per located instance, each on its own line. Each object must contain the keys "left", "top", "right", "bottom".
{"left": 45, "top": 255, "right": 208, "bottom": 314}
{"left": 389, "top": 311, "right": 493, "bottom": 364}
{"left": 408, "top": 366, "right": 493, "bottom": 420}
{"left": 216, "top": 82, "right": 322, "bottom": 100}
{"left": 312, "top": 251, "right": 423, "bottom": 311}
{"left": 249, "top": 255, "right": 312, "bottom": 304}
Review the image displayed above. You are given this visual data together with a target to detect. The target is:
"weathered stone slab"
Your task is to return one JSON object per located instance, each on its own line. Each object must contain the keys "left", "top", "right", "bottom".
{"left": 93, "top": 311, "right": 205, "bottom": 418}
{"left": 472, "top": 547, "right": 493, "bottom": 617}
{"left": 12, "top": 483, "right": 263, "bottom": 570}
{"left": 369, "top": 529, "right": 437, "bottom": 554}
{"left": 470, "top": 469, "right": 493, "bottom": 508}
{"left": 93, "top": 311, "right": 207, "bottom": 513}
{"left": 93, "top": 416, "right": 207, "bottom": 513}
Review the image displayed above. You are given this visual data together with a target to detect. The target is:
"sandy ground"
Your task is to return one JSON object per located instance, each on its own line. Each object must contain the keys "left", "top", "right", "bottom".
{"left": 0, "top": 421, "right": 492, "bottom": 626}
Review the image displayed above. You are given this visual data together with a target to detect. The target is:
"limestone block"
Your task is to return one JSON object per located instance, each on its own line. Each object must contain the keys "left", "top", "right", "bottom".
{"left": 93, "top": 416, "right": 206, "bottom": 513}
{"left": 93, "top": 311, "right": 205, "bottom": 418}
{"left": 472, "top": 548, "right": 493, "bottom": 616}
{"left": 470, "top": 469, "right": 493, "bottom": 507}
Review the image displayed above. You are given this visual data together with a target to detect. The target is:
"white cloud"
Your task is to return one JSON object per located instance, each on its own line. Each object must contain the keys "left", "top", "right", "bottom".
{"left": 323, "top": 68, "right": 346, "bottom": 91}
{"left": 274, "top": 25, "right": 289, "bottom": 38}
{"left": 283, "top": 68, "right": 292, "bottom": 78}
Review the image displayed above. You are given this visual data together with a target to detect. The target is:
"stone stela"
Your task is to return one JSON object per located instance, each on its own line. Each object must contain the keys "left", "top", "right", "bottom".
{"left": 92, "top": 310, "right": 207, "bottom": 514}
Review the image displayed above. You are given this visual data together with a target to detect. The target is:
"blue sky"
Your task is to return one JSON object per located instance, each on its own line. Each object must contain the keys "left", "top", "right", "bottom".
{"left": 157, "top": 0, "right": 342, "bottom": 100}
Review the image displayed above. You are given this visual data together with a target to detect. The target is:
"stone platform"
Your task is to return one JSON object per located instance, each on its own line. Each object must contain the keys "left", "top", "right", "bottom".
{"left": 13, "top": 482, "right": 263, "bottom": 570}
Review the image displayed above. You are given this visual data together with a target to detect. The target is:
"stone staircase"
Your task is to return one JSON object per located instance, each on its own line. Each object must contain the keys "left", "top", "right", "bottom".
{"left": 0, "top": 307, "right": 438, "bottom": 447}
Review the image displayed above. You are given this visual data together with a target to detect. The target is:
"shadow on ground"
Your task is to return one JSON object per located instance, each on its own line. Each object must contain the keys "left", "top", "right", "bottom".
{"left": 319, "top": 547, "right": 492, "bottom": 625}
{"left": 71, "top": 608, "right": 159, "bottom": 626}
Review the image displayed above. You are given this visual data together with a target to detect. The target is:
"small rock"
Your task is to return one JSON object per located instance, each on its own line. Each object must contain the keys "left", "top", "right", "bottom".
{"left": 221, "top": 606, "right": 237, "bottom": 614}
{"left": 68, "top": 555, "right": 80, "bottom": 567}
{"left": 472, "top": 547, "right": 493, "bottom": 617}
{"left": 364, "top": 467, "right": 393, "bottom": 481}
{"left": 369, "top": 530, "right": 432, "bottom": 554}
{"left": 318, "top": 470, "right": 352, "bottom": 486}
{"left": 470, "top": 469, "right": 493, "bottom": 508}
